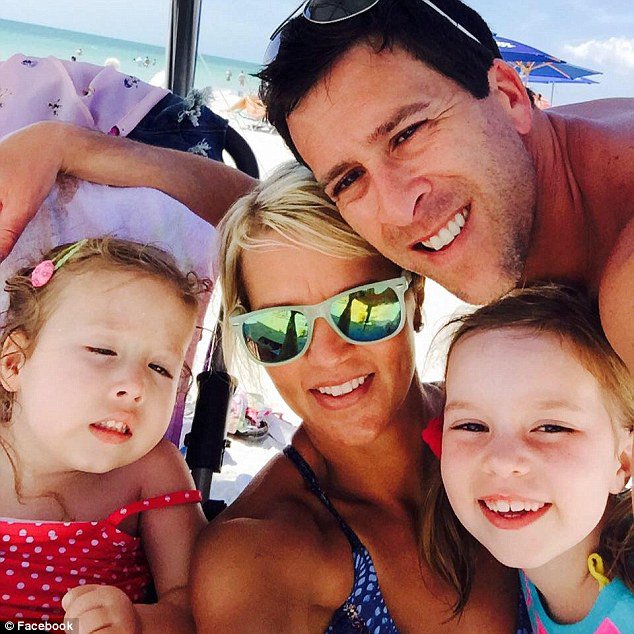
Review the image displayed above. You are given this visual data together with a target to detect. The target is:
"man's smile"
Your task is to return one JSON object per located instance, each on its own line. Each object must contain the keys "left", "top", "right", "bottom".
{"left": 413, "top": 205, "right": 470, "bottom": 253}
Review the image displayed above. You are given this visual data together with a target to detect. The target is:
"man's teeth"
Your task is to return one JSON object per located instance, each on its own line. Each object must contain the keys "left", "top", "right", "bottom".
{"left": 317, "top": 375, "right": 368, "bottom": 397}
{"left": 421, "top": 209, "right": 469, "bottom": 251}
{"left": 93, "top": 420, "right": 130, "bottom": 434}
{"left": 484, "top": 499, "right": 545, "bottom": 513}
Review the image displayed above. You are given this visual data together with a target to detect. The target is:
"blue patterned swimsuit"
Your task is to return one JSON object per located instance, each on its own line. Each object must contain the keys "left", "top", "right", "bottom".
{"left": 284, "top": 446, "right": 398, "bottom": 633}
{"left": 284, "top": 446, "right": 532, "bottom": 634}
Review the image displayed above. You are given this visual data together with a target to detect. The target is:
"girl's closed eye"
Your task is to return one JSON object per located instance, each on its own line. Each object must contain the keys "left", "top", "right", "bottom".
{"left": 148, "top": 362, "right": 174, "bottom": 379}
{"left": 86, "top": 346, "right": 116, "bottom": 356}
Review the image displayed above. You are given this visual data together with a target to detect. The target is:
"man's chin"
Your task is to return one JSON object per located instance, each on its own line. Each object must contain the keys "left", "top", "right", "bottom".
{"left": 442, "top": 274, "right": 518, "bottom": 305}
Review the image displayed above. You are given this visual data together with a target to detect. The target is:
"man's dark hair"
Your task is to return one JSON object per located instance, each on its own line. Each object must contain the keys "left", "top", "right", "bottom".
{"left": 259, "top": 0, "right": 501, "bottom": 162}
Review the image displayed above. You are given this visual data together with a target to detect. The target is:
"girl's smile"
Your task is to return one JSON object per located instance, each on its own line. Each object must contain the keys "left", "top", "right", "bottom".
{"left": 478, "top": 499, "right": 552, "bottom": 530}
{"left": 441, "top": 328, "right": 629, "bottom": 571}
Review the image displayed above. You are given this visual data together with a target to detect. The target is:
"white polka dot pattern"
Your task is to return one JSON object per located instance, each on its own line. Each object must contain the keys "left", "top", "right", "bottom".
{"left": 0, "top": 489, "right": 201, "bottom": 622}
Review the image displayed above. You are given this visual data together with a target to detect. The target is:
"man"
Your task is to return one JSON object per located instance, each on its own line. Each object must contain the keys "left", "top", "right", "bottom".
{"left": 259, "top": 0, "right": 634, "bottom": 372}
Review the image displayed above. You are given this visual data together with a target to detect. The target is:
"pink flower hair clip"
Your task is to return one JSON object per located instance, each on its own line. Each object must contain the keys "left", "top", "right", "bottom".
{"left": 30, "top": 240, "right": 87, "bottom": 288}
{"left": 421, "top": 416, "right": 443, "bottom": 459}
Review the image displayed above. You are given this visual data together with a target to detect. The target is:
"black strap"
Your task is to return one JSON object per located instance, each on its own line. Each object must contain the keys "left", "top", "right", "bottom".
{"left": 283, "top": 445, "right": 361, "bottom": 548}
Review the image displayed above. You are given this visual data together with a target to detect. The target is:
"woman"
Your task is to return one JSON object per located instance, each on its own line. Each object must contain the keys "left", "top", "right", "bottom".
{"left": 192, "top": 162, "right": 521, "bottom": 632}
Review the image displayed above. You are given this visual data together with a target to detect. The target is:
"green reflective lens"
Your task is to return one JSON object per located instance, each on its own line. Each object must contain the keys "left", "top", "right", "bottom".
{"left": 233, "top": 275, "right": 410, "bottom": 366}
{"left": 331, "top": 286, "right": 401, "bottom": 342}
{"left": 242, "top": 309, "right": 309, "bottom": 364}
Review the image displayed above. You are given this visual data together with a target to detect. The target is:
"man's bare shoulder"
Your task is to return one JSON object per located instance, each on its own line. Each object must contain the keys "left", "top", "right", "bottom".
{"left": 599, "top": 217, "right": 634, "bottom": 372}
{"left": 550, "top": 97, "right": 634, "bottom": 125}
{"left": 547, "top": 98, "right": 634, "bottom": 220}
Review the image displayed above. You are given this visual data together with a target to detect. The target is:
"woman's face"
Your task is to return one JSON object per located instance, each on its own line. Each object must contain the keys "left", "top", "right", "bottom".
{"left": 239, "top": 240, "right": 418, "bottom": 447}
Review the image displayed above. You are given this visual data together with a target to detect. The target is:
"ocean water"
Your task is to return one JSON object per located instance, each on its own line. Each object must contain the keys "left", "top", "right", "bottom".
{"left": 0, "top": 18, "right": 263, "bottom": 94}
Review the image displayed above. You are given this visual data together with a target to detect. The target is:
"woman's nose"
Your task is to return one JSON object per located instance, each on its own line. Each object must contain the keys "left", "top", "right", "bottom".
{"left": 304, "top": 316, "right": 355, "bottom": 365}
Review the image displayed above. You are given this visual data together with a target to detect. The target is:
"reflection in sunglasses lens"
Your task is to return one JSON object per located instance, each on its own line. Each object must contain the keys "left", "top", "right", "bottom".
{"left": 332, "top": 287, "right": 401, "bottom": 342}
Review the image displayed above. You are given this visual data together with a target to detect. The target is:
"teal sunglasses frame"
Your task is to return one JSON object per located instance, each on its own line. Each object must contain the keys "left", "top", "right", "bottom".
{"left": 230, "top": 273, "right": 412, "bottom": 367}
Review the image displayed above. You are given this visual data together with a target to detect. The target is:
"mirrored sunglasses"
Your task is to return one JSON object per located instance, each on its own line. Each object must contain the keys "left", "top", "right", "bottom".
{"left": 263, "top": 0, "right": 482, "bottom": 65}
{"left": 230, "top": 274, "right": 411, "bottom": 366}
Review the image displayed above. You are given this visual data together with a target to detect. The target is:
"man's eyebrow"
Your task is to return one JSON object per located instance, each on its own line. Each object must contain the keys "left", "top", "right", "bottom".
{"left": 368, "top": 102, "right": 431, "bottom": 144}
{"left": 318, "top": 102, "right": 430, "bottom": 189}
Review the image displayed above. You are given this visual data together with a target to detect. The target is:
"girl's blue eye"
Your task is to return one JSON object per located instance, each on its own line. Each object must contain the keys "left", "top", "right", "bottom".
{"left": 332, "top": 167, "right": 364, "bottom": 197}
{"left": 149, "top": 363, "right": 173, "bottom": 379}
{"left": 453, "top": 421, "right": 488, "bottom": 433}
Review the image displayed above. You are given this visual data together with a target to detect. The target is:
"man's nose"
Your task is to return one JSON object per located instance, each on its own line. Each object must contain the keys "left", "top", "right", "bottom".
{"left": 373, "top": 160, "right": 432, "bottom": 227}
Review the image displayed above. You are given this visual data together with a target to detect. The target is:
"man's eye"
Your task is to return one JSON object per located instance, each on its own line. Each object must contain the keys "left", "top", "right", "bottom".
{"left": 332, "top": 167, "right": 364, "bottom": 197}
{"left": 452, "top": 421, "right": 488, "bottom": 433}
{"left": 393, "top": 121, "right": 426, "bottom": 147}
{"left": 534, "top": 423, "right": 574, "bottom": 434}
{"left": 149, "top": 363, "right": 173, "bottom": 379}
{"left": 87, "top": 346, "right": 116, "bottom": 356}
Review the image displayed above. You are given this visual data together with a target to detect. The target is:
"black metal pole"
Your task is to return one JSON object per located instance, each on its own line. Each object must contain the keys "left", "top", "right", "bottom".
{"left": 166, "top": 0, "right": 202, "bottom": 97}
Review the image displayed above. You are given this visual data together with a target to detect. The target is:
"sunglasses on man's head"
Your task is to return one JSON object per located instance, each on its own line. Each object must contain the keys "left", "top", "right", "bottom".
{"left": 230, "top": 274, "right": 412, "bottom": 366}
{"left": 264, "top": 0, "right": 482, "bottom": 65}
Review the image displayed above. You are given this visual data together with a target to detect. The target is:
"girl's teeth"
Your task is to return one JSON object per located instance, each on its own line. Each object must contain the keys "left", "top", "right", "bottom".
{"left": 317, "top": 375, "right": 367, "bottom": 397}
{"left": 484, "top": 499, "right": 546, "bottom": 513}
{"left": 94, "top": 420, "right": 129, "bottom": 434}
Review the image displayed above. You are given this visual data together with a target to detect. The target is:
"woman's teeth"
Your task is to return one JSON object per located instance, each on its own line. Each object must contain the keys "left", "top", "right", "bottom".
{"left": 420, "top": 208, "right": 469, "bottom": 251}
{"left": 317, "top": 375, "right": 368, "bottom": 397}
{"left": 92, "top": 420, "right": 130, "bottom": 435}
{"left": 483, "top": 499, "right": 545, "bottom": 513}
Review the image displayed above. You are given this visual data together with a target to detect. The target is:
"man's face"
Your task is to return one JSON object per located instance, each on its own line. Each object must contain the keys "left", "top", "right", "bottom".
{"left": 287, "top": 45, "right": 537, "bottom": 303}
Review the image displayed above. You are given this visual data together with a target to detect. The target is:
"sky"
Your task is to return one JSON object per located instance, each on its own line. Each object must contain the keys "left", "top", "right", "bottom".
{"left": 2, "top": 0, "right": 633, "bottom": 105}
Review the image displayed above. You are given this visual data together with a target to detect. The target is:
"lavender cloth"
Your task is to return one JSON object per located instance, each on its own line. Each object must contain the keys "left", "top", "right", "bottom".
{"left": 0, "top": 54, "right": 218, "bottom": 446}
{"left": 0, "top": 53, "right": 169, "bottom": 137}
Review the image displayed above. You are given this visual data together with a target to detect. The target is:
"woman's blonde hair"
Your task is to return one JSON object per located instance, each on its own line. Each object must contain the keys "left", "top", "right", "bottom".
{"left": 216, "top": 160, "right": 425, "bottom": 371}
{"left": 422, "top": 284, "right": 634, "bottom": 615}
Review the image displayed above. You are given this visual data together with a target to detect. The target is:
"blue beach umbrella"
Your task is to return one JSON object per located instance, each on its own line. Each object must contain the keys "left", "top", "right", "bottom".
{"left": 525, "top": 61, "right": 601, "bottom": 81}
{"left": 494, "top": 35, "right": 568, "bottom": 84}
{"left": 528, "top": 66, "right": 600, "bottom": 105}
{"left": 495, "top": 35, "right": 564, "bottom": 65}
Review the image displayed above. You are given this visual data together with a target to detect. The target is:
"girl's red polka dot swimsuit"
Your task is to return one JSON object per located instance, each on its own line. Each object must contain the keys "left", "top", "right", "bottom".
{"left": 0, "top": 489, "right": 201, "bottom": 622}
